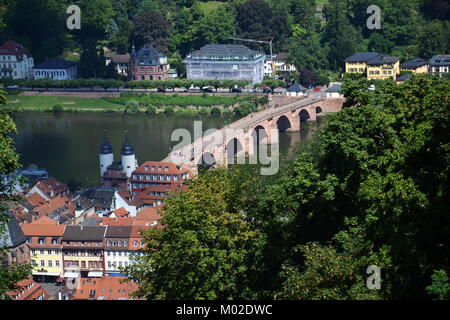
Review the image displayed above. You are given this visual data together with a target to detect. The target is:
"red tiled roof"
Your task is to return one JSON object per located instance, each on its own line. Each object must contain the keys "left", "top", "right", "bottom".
{"left": 32, "top": 216, "right": 58, "bottom": 225}
{"left": 73, "top": 277, "right": 140, "bottom": 300}
{"left": 34, "top": 178, "right": 69, "bottom": 198}
{"left": 26, "top": 193, "right": 47, "bottom": 207}
{"left": 136, "top": 207, "right": 161, "bottom": 222}
{"left": 113, "top": 207, "right": 129, "bottom": 218}
{"left": 7, "top": 279, "right": 48, "bottom": 300}
{"left": 33, "top": 196, "right": 69, "bottom": 217}
{"left": 0, "top": 40, "right": 31, "bottom": 60}
{"left": 132, "top": 161, "right": 191, "bottom": 176}
{"left": 22, "top": 223, "right": 65, "bottom": 237}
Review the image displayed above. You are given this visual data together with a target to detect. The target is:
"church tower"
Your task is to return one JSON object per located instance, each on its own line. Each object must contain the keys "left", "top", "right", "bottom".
{"left": 99, "top": 130, "right": 114, "bottom": 177}
{"left": 121, "top": 132, "right": 137, "bottom": 178}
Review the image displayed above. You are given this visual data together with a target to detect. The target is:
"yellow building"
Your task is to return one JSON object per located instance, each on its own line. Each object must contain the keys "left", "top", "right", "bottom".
{"left": 400, "top": 58, "right": 428, "bottom": 74}
{"left": 345, "top": 52, "right": 400, "bottom": 80}
{"left": 366, "top": 56, "right": 400, "bottom": 80}
{"left": 22, "top": 222, "right": 66, "bottom": 280}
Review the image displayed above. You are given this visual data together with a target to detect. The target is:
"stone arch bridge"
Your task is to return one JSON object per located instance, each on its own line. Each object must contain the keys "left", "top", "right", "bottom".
{"left": 162, "top": 94, "right": 344, "bottom": 174}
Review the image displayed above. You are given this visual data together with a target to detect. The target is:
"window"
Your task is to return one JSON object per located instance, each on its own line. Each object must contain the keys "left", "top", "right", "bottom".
{"left": 134, "top": 241, "right": 138, "bottom": 247}
{"left": 158, "top": 166, "right": 162, "bottom": 171}
{"left": 48, "top": 260, "right": 52, "bottom": 267}
{"left": 38, "top": 237, "right": 45, "bottom": 245}
{"left": 40, "top": 249, "right": 44, "bottom": 255}
{"left": 118, "top": 241, "right": 122, "bottom": 247}
{"left": 48, "top": 250, "right": 51, "bottom": 255}
{"left": 40, "top": 260, "right": 45, "bottom": 267}
{"left": 56, "top": 260, "right": 59, "bottom": 267}
{"left": 151, "top": 166, "right": 155, "bottom": 171}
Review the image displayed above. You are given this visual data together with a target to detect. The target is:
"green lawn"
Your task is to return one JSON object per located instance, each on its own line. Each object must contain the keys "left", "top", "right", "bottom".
{"left": 5, "top": 95, "right": 121, "bottom": 112}
{"left": 197, "top": 1, "right": 225, "bottom": 13}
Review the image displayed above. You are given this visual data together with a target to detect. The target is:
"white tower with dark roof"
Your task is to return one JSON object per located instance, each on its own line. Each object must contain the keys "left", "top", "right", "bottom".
{"left": 121, "top": 132, "right": 137, "bottom": 178}
{"left": 99, "top": 130, "right": 114, "bottom": 177}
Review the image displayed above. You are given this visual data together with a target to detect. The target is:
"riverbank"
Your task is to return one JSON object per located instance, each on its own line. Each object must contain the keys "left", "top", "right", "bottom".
{"left": 5, "top": 91, "right": 264, "bottom": 116}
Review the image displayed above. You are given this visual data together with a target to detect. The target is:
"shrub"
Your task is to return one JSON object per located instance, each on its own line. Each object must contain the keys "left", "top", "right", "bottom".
{"left": 52, "top": 104, "right": 63, "bottom": 113}
{"left": 210, "top": 107, "right": 221, "bottom": 117}
{"left": 146, "top": 104, "right": 157, "bottom": 115}
{"left": 198, "top": 108, "right": 208, "bottom": 116}
{"left": 164, "top": 106, "right": 175, "bottom": 115}
{"left": 124, "top": 100, "right": 140, "bottom": 114}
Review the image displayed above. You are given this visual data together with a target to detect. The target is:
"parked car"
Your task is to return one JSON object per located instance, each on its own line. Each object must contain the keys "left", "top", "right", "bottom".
{"left": 231, "top": 87, "right": 243, "bottom": 93}
{"left": 313, "top": 87, "right": 321, "bottom": 91}
{"left": 157, "top": 87, "right": 167, "bottom": 93}
{"left": 201, "top": 87, "right": 214, "bottom": 93}
{"left": 263, "top": 87, "right": 273, "bottom": 94}
{"left": 6, "top": 85, "right": 19, "bottom": 89}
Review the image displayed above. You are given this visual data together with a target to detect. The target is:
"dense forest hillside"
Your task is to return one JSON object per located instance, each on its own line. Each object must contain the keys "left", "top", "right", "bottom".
{"left": 0, "top": 0, "right": 448, "bottom": 78}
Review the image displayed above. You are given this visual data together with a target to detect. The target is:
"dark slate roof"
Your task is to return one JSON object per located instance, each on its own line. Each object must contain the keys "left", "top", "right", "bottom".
{"left": 401, "top": 58, "right": 428, "bottom": 68}
{"left": 107, "top": 162, "right": 123, "bottom": 171}
{"left": 132, "top": 44, "right": 165, "bottom": 59}
{"left": 286, "top": 83, "right": 307, "bottom": 92}
{"left": 62, "top": 226, "right": 106, "bottom": 241}
{"left": 35, "top": 59, "right": 77, "bottom": 70}
{"left": 121, "top": 136, "right": 135, "bottom": 156}
{"left": 366, "top": 55, "right": 399, "bottom": 65}
{"left": 397, "top": 73, "right": 412, "bottom": 81}
{"left": 345, "top": 52, "right": 380, "bottom": 62}
{"left": 429, "top": 54, "right": 450, "bottom": 66}
{"left": 106, "top": 54, "right": 130, "bottom": 64}
{"left": 81, "top": 217, "right": 102, "bottom": 226}
{"left": 325, "top": 84, "right": 342, "bottom": 93}
{"left": 0, "top": 213, "right": 27, "bottom": 248}
{"left": 187, "top": 44, "right": 264, "bottom": 61}
{"left": 80, "top": 187, "right": 116, "bottom": 207}
{"left": 99, "top": 132, "right": 113, "bottom": 155}
{"left": 105, "top": 226, "right": 132, "bottom": 238}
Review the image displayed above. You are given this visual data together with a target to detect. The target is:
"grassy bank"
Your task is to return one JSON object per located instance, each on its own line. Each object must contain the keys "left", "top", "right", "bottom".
{"left": 5, "top": 92, "right": 264, "bottom": 116}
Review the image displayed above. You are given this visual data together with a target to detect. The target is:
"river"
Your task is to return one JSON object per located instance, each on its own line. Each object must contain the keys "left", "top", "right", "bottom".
{"left": 12, "top": 112, "right": 325, "bottom": 188}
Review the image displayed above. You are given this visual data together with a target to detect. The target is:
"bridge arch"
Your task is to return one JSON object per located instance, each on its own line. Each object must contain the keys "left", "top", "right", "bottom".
{"left": 275, "top": 115, "right": 292, "bottom": 132}
{"left": 197, "top": 152, "right": 216, "bottom": 171}
{"left": 252, "top": 125, "right": 268, "bottom": 152}
{"left": 226, "top": 138, "right": 244, "bottom": 164}
{"left": 315, "top": 106, "right": 323, "bottom": 114}
{"left": 299, "top": 109, "right": 311, "bottom": 122}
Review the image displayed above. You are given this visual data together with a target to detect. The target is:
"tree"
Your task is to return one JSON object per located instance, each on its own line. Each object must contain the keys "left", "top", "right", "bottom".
{"left": 426, "top": 270, "right": 450, "bottom": 300}
{"left": 236, "top": 0, "right": 289, "bottom": 52}
{"left": 125, "top": 168, "right": 264, "bottom": 300}
{"left": 5, "top": 0, "right": 66, "bottom": 63}
{"left": 0, "top": 87, "right": 32, "bottom": 299}
{"left": 133, "top": 9, "right": 171, "bottom": 52}
{"left": 322, "top": 0, "right": 365, "bottom": 71}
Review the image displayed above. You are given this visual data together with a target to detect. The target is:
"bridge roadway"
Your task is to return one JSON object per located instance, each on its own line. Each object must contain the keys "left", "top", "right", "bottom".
{"left": 161, "top": 93, "right": 343, "bottom": 173}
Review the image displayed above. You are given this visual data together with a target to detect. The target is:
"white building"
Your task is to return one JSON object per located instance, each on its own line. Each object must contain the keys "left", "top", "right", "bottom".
{"left": 104, "top": 226, "right": 144, "bottom": 275}
{"left": 0, "top": 40, "right": 34, "bottom": 79}
{"left": 105, "top": 54, "right": 130, "bottom": 78}
{"left": 184, "top": 44, "right": 265, "bottom": 85}
{"left": 428, "top": 54, "right": 450, "bottom": 76}
{"left": 325, "top": 83, "right": 343, "bottom": 98}
{"left": 34, "top": 59, "right": 77, "bottom": 80}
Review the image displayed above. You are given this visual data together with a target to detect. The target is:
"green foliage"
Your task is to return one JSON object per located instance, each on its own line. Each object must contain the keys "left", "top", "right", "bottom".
{"left": 145, "top": 104, "right": 157, "bottom": 115}
{"left": 426, "top": 270, "right": 450, "bottom": 300}
{"left": 210, "top": 107, "right": 221, "bottom": 117}
{"left": 0, "top": 87, "right": 32, "bottom": 299}
{"left": 52, "top": 104, "right": 63, "bottom": 113}
{"left": 163, "top": 105, "right": 175, "bottom": 115}
{"left": 125, "top": 168, "right": 264, "bottom": 300}
{"left": 124, "top": 100, "right": 140, "bottom": 114}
